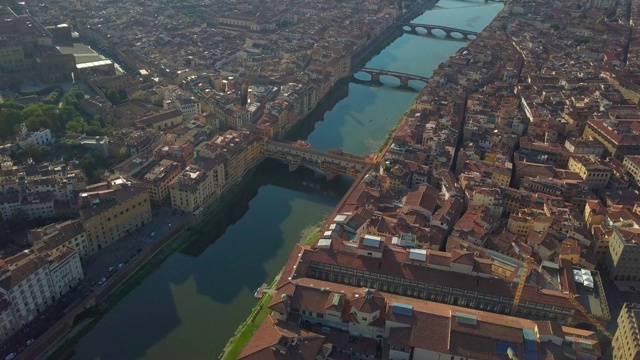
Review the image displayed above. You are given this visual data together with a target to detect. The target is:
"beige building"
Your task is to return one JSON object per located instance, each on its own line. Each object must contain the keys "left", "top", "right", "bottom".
{"left": 605, "top": 225, "right": 640, "bottom": 281}
{"left": 169, "top": 163, "right": 216, "bottom": 213}
{"left": 79, "top": 177, "right": 152, "bottom": 254}
{"left": 142, "top": 159, "right": 183, "bottom": 204}
{"left": 623, "top": 155, "right": 640, "bottom": 185}
{"left": 612, "top": 302, "right": 640, "bottom": 360}
{"left": 567, "top": 155, "right": 612, "bottom": 190}
{"left": 28, "top": 219, "right": 89, "bottom": 258}
{"left": 212, "top": 131, "right": 265, "bottom": 187}
{"left": 169, "top": 131, "right": 264, "bottom": 213}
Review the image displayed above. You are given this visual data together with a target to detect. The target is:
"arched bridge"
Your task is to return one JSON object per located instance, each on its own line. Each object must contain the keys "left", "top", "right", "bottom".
{"left": 265, "top": 140, "right": 372, "bottom": 180}
{"left": 402, "top": 23, "right": 480, "bottom": 40}
{"left": 355, "top": 68, "right": 429, "bottom": 87}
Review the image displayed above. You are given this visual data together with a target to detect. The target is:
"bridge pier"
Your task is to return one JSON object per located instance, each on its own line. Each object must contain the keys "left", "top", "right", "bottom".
{"left": 399, "top": 77, "right": 409, "bottom": 87}
{"left": 370, "top": 73, "right": 381, "bottom": 83}
{"left": 289, "top": 162, "right": 300, "bottom": 172}
{"left": 326, "top": 172, "right": 338, "bottom": 181}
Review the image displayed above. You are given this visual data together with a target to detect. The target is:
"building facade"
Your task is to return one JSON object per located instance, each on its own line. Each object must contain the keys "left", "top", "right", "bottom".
{"left": 79, "top": 178, "right": 152, "bottom": 254}
{"left": 612, "top": 302, "right": 640, "bottom": 360}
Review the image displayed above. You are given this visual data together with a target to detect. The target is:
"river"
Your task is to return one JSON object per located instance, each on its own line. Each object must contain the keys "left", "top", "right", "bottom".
{"left": 71, "top": 1, "right": 503, "bottom": 359}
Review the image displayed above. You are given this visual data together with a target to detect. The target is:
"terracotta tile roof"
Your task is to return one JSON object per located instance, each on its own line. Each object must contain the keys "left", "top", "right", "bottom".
{"left": 350, "top": 289, "right": 385, "bottom": 314}
{"left": 403, "top": 183, "right": 439, "bottom": 214}
{"left": 238, "top": 317, "right": 326, "bottom": 360}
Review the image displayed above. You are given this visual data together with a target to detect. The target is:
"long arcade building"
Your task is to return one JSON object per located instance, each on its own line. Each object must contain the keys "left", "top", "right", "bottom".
{"left": 293, "top": 227, "right": 609, "bottom": 328}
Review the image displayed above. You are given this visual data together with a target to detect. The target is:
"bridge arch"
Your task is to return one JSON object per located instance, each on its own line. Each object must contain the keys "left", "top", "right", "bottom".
{"left": 401, "top": 23, "right": 480, "bottom": 41}
{"left": 353, "top": 70, "right": 374, "bottom": 82}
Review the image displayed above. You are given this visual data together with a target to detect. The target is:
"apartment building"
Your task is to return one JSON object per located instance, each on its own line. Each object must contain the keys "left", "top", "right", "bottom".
{"left": 0, "top": 164, "right": 86, "bottom": 221}
{"left": 612, "top": 303, "right": 640, "bottom": 360}
{"left": 0, "top": 253, "right": 56, "bottom": 325}
{"left": 0, "top": 246, "right": 83, "bottom": 342}
{"left": 211, "top": 131, "right": 265, "bottom": 187}
{"left": 0, "top": 297, "right": 16, "bottom": 343}
{"left": 36, "top": 244, "right": 83, "bottom": 297}
{"left": 605, "top": 225, "right": 640, "bottom": 281}
{"left": 564, "top": 138, "right": 606, "bottom": 157}
{"left": 173, "top": 97, "right": 201, "bottom": 120}
{"left": 141, "top": 159, "right": 183, "bottom": 204}
{"left": 169, "top": 161, "right": 218, "bottom": 213}
{"left": 20, "top": 192, "right": 55, "bottom": 220}
{"left": 28, "top": 219, "right": 90, "bottom": 259}
{"left": 79, "top": 177, "right": 152, "bottom": 254}
{"left": 568, "top": 155, "right": 612, "bottom": 190}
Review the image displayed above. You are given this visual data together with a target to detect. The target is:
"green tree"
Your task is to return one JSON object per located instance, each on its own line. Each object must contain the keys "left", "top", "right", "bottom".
{"left": 66, "top": 119, "right": 87, "bottom": 134}
{"left": 20, "top": 143, "right": 43, "bottom": 162}
{"left": 0, "top": 100, "right": 24, "bottom": 112}
{"left": 0, "top": 108, "right": 22, "bottom": 138}
{"left": 79, "top": 151, "right": 108, "bottom": 183}
{"left": 21, "top": 104, "right": 43, "bottom": 120}
{"left": 105, "top": 88, "right": 119, "bottom": 105}
{"left": 25, "top": 116, "right": 42, "bottom": 132}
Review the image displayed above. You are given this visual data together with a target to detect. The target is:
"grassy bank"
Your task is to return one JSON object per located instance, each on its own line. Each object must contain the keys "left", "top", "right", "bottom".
{"left": 220, "top": 228, "right": 321, "bottom": 360}
{"left": 220, "top": 288, "right": 275, "bottom": 360}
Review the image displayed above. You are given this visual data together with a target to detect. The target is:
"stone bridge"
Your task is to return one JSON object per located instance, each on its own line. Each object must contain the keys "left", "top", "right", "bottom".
{"left": 401, "top": 23, "right": 480, "bottom": 40}
{"left": 354, "top": 68, "right": 429, "bottom": 87}
{"left": 265, "top": 140, "right": 371, "bottom": 180}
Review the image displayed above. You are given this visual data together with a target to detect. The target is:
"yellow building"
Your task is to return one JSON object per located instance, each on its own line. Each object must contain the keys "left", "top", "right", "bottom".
{"left": 142, "top": 159, "right": 183, "bottom": 204}
{"left": 489, "top": 161, "right": 513, "bottom": 187}
{"left": 79, "top": 178, "right": 151, "bottom": 254}
{"left": 567, "top": 155, "right": 612, "bottom": 190}
{"left": 583, "top": 119, "right": 640, "bottom": 160}
{"left": 623, "top": 155, "right": 640, "bottom": 185}
{"left": 506, "top": 214, "right": 532, "bottom": 236}
{"left": 612, "top": 303, "right": 640, "bottom": 360}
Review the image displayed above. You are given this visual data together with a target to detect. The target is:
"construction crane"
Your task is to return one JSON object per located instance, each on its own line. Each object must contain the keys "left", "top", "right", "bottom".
{"left": 510, "top": 255, "right": 613, "bottom": 339}
{"left": 510, "top": 257, "right": 538, "bottom": 316}
{"left": 536, "top": 265, "right": 613, "bottom": 340}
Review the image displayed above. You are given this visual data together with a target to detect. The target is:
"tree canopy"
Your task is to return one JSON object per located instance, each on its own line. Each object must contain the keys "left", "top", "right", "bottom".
{"left": 0, "top": 86, "right": 112, "bottom": 140}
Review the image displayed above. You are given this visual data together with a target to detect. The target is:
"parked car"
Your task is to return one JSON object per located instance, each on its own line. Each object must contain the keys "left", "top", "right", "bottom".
{"left": 26, "top": 339, "right": 34, "bottom": 346}
{"left": 118, "top": 263, "right": 124, "bottom": 269}
{"left": 5, "top": 353, "right": 16, "bottom": 360}
{"left": 98, "top": 277, "right": 107, "bottom": 286}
